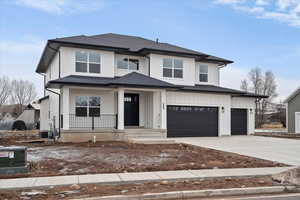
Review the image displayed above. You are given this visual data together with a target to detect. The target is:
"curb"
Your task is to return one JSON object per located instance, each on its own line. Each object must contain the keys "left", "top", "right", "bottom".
{"left": 72, "top": 186, "right": 300, "bottom": 200}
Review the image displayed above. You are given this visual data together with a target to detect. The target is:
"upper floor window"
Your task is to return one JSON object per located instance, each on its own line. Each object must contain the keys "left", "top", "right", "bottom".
{"left": 162, "top": 58, "right": 183, "bottom": 78}
{"left": 75, "top": 96, "right": 100, "bottom": 117}
{"left": 75, "top": 51, "right": 101, "bottom": 73}
{"left": 199, "top": 64, "right": 208, "bottom": 82}
{"left": 117, "top": 57, "right": 139, "bottom": 70}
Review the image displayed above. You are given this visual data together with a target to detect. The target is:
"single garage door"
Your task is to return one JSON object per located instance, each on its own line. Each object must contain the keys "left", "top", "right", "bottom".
{"left": 231, "top": 108, "right": 247, "bottom": 135}
{"left": 167, "top": 105, "right": 218, "bottom": 137}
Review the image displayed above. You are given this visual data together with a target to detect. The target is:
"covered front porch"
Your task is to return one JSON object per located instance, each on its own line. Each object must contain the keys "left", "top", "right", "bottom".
{"left": 60, "top": 86, "right": 167, "bottom": 133}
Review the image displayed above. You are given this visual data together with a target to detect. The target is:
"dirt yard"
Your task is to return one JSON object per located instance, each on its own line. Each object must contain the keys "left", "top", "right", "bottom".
{"left": 0, "top": 176, "right": 279, "bottom": 200}
{"left": 0, "top": 136, "right": 286, "bottom": 179}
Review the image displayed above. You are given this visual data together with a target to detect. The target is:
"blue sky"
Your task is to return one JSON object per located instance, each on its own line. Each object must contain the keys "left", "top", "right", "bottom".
{"left": 0, "top": 0, "right": 299, "bottom": 101}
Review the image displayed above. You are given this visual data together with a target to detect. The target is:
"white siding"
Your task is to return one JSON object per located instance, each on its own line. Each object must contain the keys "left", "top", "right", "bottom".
{"left": 40, "top": 98, "right": 50, "bottom": 131}
{"left": 149, "top": 53, "right": 196, "bottom": 86}
{"left": 114, "top": 54, "right": 149, "bottom": 76}
{"left": 60, "top": 46, "right": 115, "bottom": 78}
{"left": 166, "top": 91, "right": 231, "bottom": 136}
{"left": 231, "top": 97, "right": 256, "bottom": 135}
{"left": 195, "top": 62, "right": 220, "bottom": 86}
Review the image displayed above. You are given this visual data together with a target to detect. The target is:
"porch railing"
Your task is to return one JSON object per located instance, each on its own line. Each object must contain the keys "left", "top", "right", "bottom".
{"left": 68, "top": 114, "right": 117, "bottom": 130}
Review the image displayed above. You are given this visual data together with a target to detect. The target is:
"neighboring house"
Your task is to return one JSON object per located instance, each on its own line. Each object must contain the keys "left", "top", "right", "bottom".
{"left": 0, "top": 112, "right": 16, "bottom": 121}
{"left": 17, "top": 101, "right": 40, "bottom": 129}
{"left": 36, "top": 33, "right": 266, "bottom": 142}
{"left": 284, "top": 87, "right": 300, "bottom": 133}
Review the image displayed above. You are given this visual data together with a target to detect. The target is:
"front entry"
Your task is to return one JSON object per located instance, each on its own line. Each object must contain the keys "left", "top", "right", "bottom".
{"left": 124, "top": 93, "right": 139, "bottom": 126}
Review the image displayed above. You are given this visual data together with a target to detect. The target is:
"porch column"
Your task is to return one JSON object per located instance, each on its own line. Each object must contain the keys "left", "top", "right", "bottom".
{"left": 117, "top": 88, "right": 124, "bottom": 130}
{"left": 62, "top": 86, "right": 70, "bottom": 130}
{"left": 152, "top": 91, "right": 160, "bottom": 129}
{"left": 160, "top": 90, "right": 167, "bottom": 129}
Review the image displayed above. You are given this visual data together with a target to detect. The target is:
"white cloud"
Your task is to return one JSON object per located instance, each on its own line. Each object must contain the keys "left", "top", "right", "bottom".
{"left": 221, "top": 66, "right": 300, "bottom": 102}
{"left": 215, "top": 0, "right": 300, "bottom": 27}
{"left": 15, "top": 0, "right": 106, "bottom": 15}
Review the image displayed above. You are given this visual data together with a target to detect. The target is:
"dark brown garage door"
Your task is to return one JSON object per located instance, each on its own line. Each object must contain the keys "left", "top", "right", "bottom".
{"left": 231, "top": 108, "right": 247, "bottom": 135}
{"left": 167, "top": 106, "right": 218, "bottom": 137}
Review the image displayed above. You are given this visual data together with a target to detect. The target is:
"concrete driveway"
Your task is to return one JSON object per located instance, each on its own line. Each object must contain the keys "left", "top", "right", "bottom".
{"left": 175, "top": 136, "right": 300, "bottom": 166}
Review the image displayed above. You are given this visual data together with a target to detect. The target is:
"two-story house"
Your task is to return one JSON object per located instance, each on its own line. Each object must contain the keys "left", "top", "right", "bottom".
{"left": 36, "top": 33, "right": 266, "bottom": 142}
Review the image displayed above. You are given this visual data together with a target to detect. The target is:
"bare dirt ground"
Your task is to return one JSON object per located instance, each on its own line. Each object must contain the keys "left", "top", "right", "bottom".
{"left": 254, "top": 132, "right": 300, "bottom": 140}
{"left": 0, "top": 137, "right": 286, "bottom": 179}
{"left": 0, "top": 176, "right": 280, "bottom": 200}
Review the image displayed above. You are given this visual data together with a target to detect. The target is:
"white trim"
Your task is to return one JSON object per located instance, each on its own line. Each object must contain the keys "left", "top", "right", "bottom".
{"left": 295, "top": 112, "right": 300, "bottom": 133}
{"left": 286, "top": 103, "right": 289, "bottom": 131}
{"left": 284, "top": 87, "right": 300, "bottom": 103}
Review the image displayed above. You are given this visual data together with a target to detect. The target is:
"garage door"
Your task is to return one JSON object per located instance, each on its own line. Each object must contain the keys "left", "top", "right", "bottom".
{"left": 167, "top": 106, "right": 218, "bottom": 137}
{"left": 231, "top": 108, "right": 247, "bottom": 135}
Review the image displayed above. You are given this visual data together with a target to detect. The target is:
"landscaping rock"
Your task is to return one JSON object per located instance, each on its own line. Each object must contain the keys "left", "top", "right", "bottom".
{"left": 21, "top": 190, "right": 46, "bottom": 196}
{"left": 70, "top": 184, "right": 81, "bottom": 190}
{"left": 272, "top": 167, "right": 300, "bottom": 185}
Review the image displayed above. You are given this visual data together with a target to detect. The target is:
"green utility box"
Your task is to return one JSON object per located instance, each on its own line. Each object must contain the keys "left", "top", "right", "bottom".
{"left": 0, "top": 146, "right": 28, "bottom": 174}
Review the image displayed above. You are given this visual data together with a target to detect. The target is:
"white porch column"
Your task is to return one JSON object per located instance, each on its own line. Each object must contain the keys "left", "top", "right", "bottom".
{"left": 62, "top": 86, "right": 70, "bottom": 130}
{"left": 160, "top": 90, "right": 167, "bottom": 129}
{"left": 117, "top": 88, "right": 124, "bottom": 130}
{"left": 152, "top": 91, "right": 160, "bottom": 129}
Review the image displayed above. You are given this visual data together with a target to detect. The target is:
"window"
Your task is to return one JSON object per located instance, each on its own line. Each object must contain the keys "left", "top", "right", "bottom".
{"left": 199, "top": 64, "right": 208, "bottom": 82}
{"left": 75, "top": 51, "right": 101, "bottom": 73}
{"left": 163, "top": 58, "right": 183, "bottom": 78}
{"left": 75, "top": 96, "right": 100, "bottom": 117}
{"left": 117, "top": 57, "right": 139, "bottom": 70}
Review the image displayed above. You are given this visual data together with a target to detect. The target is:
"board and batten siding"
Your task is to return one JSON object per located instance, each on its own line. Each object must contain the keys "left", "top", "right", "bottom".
{"left": 288, "top": 93, "right": 300, "bottom": 133}
{"left": 166, "top": 91, "right": 231, "bottom": 136}
{"left": 231, "top": 97, "right": 256, "bottom": 135}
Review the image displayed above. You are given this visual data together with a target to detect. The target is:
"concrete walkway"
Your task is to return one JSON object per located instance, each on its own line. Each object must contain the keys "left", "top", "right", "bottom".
{"left": 175, "top": 136, "right": 300, "bottom": 166}
{"left": 0, "top": 167, "right": 293, "bottom": 190}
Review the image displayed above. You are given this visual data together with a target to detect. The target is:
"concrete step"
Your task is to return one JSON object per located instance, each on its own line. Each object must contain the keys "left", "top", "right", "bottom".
{"left": 125, "top": 133, "right": 165, "bottom": 136}
{"left": 129, "top": 138, "right": 175, "bottom": 144}
{"left": 125, "top": 129, "right": 166, "bottom": 134}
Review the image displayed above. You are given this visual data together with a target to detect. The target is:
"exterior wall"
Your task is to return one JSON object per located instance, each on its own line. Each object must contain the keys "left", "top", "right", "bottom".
{"left": 288, "top": 93, "right": 300, "bottom": 133}
{"left": 149, "top": 53, "right": 196, "bottom": 86}
{"left": 114, "top": 54, "right": 149, "bottom": 76}
{"left": 195, "top": 62, "right": 220, "bottom": 86}
{"left": 60, "top": 46, "right": 115, "bottom": 78}
{"left": 40, "top": 98, "right": 50, "bottom": 131}
{"left": 17, "top": 110, "right": 36, "bottom": 124}
{"left": 231, "top": 97, "right": 256, "bottom": 135}
{"left": 166, "top": 91, "right": 232, "bottom": 136}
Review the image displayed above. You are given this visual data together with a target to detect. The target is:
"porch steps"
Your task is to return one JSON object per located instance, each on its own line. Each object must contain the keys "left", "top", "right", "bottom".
{"left": 128, "top": 138, "right": 175, "bottom": 144}
{"left": 124, "top": 128, "right": 175, "bottom": 144}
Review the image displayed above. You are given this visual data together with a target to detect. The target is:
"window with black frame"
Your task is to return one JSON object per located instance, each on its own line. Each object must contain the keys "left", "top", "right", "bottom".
{"left": 75, "top": 96, "right": 100, "bottom": 117}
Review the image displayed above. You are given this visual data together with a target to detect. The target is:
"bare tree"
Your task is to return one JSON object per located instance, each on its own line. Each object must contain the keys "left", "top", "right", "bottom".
{"left": 0, "top": 76, "right": 11, "bottom": 107}
{"left": 10, "top": 80, "right": 37, "bottom": 115}
{"left": 241, "top": 68, "right": 277, "bottom": 127}
{"left": 240, "top": 79, "right": 249, "bottom": 92}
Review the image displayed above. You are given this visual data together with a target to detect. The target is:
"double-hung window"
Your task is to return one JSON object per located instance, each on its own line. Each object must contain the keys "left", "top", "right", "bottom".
{"left": 75, "top": 96, "right": 100, "bottom": 117}
{"left": 163, "top": 58, "right": 183, "bottom": 78}
{"left": 199, "top": 64, "right": 208, "bottom": 82}
{"left": 117, "top": 57, "right": 139, "bottom": 70}
{"left": 75, "top": 51, "right": 101, "bottom": 73}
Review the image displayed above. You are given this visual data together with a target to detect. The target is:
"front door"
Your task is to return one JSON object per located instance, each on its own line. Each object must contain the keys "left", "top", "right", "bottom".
{"left": 124, "top": 93, "right": 139, "bottom": 126}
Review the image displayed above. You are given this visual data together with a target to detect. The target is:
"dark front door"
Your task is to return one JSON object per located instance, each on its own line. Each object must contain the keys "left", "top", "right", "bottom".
{"left": 124, "top": 93, "right": 139, "bottom": 126}
{"left": 167, "top": 106, "right": 219, "bottom": 137}
{"left": 231, "top": 108, "right": 247, "bottom": 135}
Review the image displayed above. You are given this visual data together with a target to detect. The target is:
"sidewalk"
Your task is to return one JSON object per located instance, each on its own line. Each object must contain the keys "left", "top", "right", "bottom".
{"left": 0, "top": 167, "right": 293, "bottom": 190}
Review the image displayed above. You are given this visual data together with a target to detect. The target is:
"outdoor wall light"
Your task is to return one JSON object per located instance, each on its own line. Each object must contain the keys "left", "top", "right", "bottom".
{"left": 221, "top": 107, "right": 225, "bottom": 113}
{"left": 249, "top": 108, "right": 253, "bottom": 114}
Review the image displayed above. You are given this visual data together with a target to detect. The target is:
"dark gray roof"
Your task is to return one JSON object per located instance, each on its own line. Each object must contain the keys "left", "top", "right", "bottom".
{"left": 47, "top": 72, "right": 179, "bottom": 89}
{"left": 36, "top": 33, "right": 233, "bottom": 73}
{"left": 47, "top": 73, "right": 267, "bottom": 98}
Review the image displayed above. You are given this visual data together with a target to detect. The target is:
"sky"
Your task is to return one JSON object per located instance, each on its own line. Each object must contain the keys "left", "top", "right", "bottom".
{"left": 0, "top": 0, "right": 299, "bottom": 102}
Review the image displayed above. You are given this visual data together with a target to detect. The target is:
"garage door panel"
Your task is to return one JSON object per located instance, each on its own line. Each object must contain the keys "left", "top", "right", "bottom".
{"left": 231, "top": 108, "right": 247, "bottom": 135}
{"left": 167, "top": 106, "right": 218, "bottom": 137}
